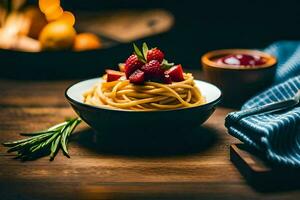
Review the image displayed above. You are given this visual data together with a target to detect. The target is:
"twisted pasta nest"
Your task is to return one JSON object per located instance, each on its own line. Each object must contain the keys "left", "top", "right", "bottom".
{"left": 83, "top": 73, "right": 205, "bottom": 111}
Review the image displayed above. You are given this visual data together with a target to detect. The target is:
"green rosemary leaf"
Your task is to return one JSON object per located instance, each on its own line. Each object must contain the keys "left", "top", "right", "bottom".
{"left": 19, "top": 121, "right": 68, "bottom": 137}
{"left": 67, "top": 118, "right": 82, "bottom": 139}
{"left": 47, "top": 121, "right": 69, "bottom": 131}
{"left": 14, "top": 153, "right": 23, "bottom": 160}
{"left": 60, "top": 126, "right": 71, "bottom": 158}
{"left": 50, "top": 135, "right": 61, "bottom": 161}
{"left": 3, "top": 131, "right": 53, "bottom": 147}
{"left": 2, "top": 137, "right": 38, "bottom": 147}
{"left": 30, "top": 131, "right": 60, "bottom": 153}
{"left": 20, "top": 147, "right": 49, "bottom": 161}
{"left": 29, "top": 142, "right": 43, "bottom": 153}
{"left": 133, "top": 43, "right": 146, "bottom": 63}
{"left": 20, "top": 130, "right": 56, "bottom": 136}
{"left": 161, "top": 59, "right": 174, "bottom": 70}
{"left": 6, "top": 132, "right": 54, "bottom": 151}
{"left": 133, "top": 43, "right": 142, "bottom": 57}
{"left": 60, "top": 118, "right": 81, "bottom": 158}
{"left": 142, "top": 42, "right": 149, "bottom": 61}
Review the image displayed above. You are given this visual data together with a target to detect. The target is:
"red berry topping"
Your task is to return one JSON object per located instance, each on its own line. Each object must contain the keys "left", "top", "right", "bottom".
{"left": 254, "top": 57, "right": 267, "bottom": 65}
{"left": 147, "top": 48, "right": 164, "bottom": 63}
{"left": 163, "top": 74, "right": 172, "bottom": 84}
{"left": 129, "top": 69, "right": 145, "bottom": 84}
{"left": 125, "top": 54, "right": 144, "bottom": 78}
{"left": 141, "top": 60, "right": 164, "bottom": 80}
{"left": 106, "top": 69, "right": 124, "bottom": 82}
{"left": 218, "top": 54, "right": 267, "bottom": 66}
{"left": 165, "top": 64, "right": 184, "bottom": 82}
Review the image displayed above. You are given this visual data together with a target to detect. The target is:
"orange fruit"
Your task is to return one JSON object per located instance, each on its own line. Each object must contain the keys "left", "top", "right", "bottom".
{"left": 39, "top": 0, "right": 60, "bottom": 13}
{"left": 39, "top": 21, "right": 76, "bottom": 50}
{"left": 56, "top": 11, "right": 75, "bottom": 26}
{"left": 73, "top": 33, "right": 102, "bottom": 51}
{"left": 44, "top": 5, "right": 63, "bottom": 21}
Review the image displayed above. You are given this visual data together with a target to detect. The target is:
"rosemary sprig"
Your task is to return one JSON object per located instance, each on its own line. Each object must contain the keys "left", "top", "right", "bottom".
{"left": 2, "top": 118, "right": 82, "bottom": 161}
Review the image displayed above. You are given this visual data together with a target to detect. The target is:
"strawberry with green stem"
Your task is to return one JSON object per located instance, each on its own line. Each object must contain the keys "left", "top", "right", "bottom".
{"left": 125, "top": 43, "right": 175, "bottom": 83}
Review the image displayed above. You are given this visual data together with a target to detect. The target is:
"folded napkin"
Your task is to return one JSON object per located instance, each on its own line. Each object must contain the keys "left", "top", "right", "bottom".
{"left": 225, "top": 41, "right": 300, "bottom": 167}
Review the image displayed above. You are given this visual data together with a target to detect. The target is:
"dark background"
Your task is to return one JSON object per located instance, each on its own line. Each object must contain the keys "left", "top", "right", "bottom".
{"left": 61, "top": 0, "right": 300, "bottom": 67}
{"left": 4, "top": 0, "right": 300, "bottom": 79}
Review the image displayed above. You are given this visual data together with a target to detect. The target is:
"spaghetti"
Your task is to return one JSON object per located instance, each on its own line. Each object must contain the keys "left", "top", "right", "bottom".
{"left": 83, "top": 73, "right": 206, "bottom": 111}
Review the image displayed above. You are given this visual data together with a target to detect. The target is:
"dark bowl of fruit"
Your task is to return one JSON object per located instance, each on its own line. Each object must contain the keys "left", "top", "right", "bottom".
{"left": 201, "top": 49, "right": 277, "bottom": 107}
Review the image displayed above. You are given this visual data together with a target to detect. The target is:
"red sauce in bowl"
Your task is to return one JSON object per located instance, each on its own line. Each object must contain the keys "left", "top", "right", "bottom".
{"left": 215, "top": 54, "right": 267, "bottom": 66}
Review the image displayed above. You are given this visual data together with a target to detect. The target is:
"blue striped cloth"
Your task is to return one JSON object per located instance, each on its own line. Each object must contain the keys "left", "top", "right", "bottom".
{"left": 225, "top": 41, "right": 300, "bottom": 167}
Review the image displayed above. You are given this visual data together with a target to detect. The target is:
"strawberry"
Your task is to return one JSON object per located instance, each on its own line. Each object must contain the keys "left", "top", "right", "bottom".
{"left": 106, "top": 69, "right": 124, "bottom": 82}
{"left": 165, "top": 64, "right": 184, "bottom": 82}
{"left": 147, "top": 48, "right": 164, "bottom": 63}
{"left": 129, "top": 69, "right": 145, "bottom": 84}
{"left": 124, "top": 54, "right": 144, "bottom": 78}
{"left": 141, "top": 60, "right": 164, "bottom": 80}
{"left": 163, "top": 74, "right": 172, "bottom": 84}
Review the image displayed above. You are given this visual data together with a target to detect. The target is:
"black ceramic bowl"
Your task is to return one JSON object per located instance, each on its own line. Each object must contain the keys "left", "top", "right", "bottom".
{"left": 65, "top": 78, "right": 222, "bottom": 136}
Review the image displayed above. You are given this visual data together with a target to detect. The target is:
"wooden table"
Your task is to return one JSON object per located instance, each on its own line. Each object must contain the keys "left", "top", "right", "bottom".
{"left": 1, "top": 74, "right": 300, "bottom": 200}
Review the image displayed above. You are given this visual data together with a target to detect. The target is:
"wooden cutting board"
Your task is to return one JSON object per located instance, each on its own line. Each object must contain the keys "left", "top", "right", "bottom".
{"left": 230, "top": 144, "right": 300, "bottom": 192}
{"left": 77, "top": 9, "right": 174, "bottom": 43}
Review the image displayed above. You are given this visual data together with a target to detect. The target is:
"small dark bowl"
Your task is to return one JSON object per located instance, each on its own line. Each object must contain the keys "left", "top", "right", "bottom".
{"left": 201, "top": 49, "right": 277, "bottom": 107}
{"left": 65, "top": 78, "right": 222, "bottom": 137}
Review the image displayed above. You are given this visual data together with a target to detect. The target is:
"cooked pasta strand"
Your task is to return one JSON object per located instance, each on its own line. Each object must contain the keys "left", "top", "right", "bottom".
{"left": 83, "top": 73, "right": 205, "bottom": 110}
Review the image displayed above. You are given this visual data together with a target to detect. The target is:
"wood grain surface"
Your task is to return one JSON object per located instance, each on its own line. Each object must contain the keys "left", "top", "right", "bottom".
{"left": 1, "top": 72, "right": 300, "bottom": 200}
